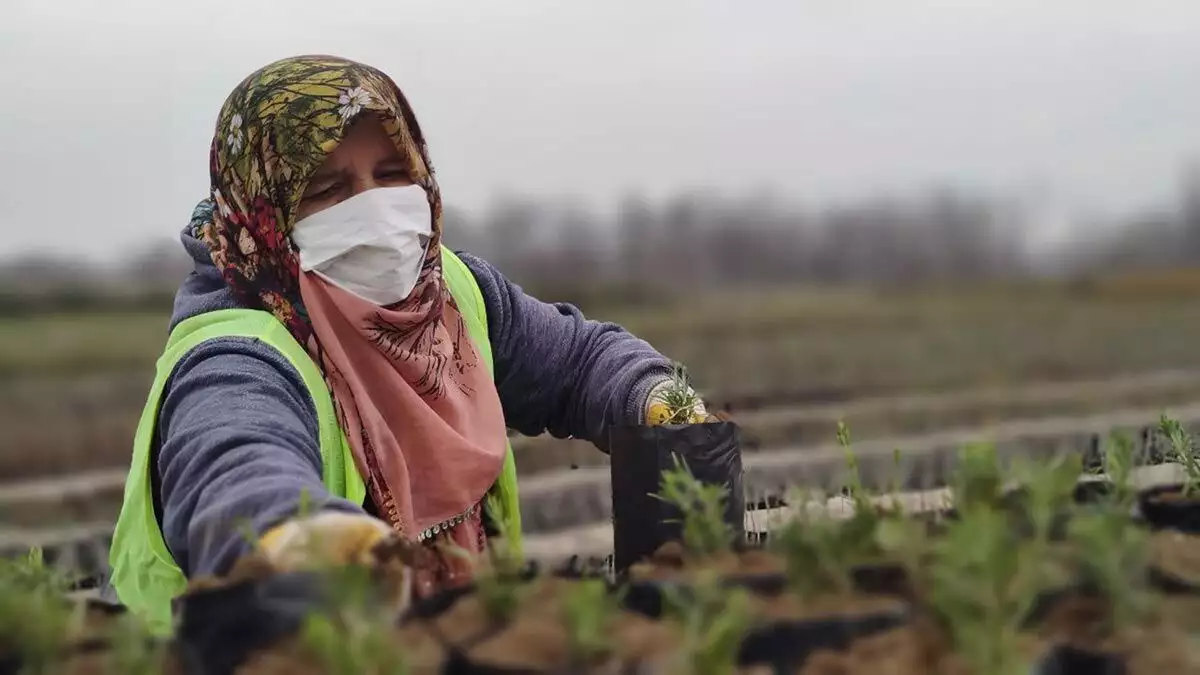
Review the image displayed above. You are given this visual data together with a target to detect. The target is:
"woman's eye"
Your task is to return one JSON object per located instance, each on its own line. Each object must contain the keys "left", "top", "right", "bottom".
{"left": 379, "top": 170, "right": 410, "bottom": 183}
{"left": 304, "top": 183, "right": 340, "bottom": 202}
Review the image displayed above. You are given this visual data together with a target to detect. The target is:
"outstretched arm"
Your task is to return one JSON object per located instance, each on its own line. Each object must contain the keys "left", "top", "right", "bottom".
{"left": 456, "top": 251, "right": 677, "bottom": 445}
{"left": 155, "top": 338, "right": 364, "bottom": 577}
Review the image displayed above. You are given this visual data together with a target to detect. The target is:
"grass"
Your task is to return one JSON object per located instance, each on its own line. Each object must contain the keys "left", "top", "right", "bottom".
{"left": 8, "top": 281, "right": 1200, "bottom": 387}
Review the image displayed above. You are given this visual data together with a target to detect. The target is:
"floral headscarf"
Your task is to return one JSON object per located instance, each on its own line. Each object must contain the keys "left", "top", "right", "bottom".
{"left": 192, "top": 55, "right": 442, "bottom": 346}
{"left": 191, "top": 55, "right": 508, "bottom": 592}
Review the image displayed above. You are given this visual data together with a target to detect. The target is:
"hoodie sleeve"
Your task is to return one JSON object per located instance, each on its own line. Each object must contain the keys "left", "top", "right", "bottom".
{"left": 454, "top": 251, "right": 674, "bottom": 445}
{"left": 155, "top": 336, "right": 364, "bottom": 578}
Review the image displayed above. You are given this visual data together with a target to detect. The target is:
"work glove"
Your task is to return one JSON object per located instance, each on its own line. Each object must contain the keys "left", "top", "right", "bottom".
{"left": 258, "top": 510, "right": 414, "bottom": 613}
{"left": 644, "top": 377, "right": 715, "bottom": 425}
{"left": 258, "top": 511, "right": 397, "bottom": 568}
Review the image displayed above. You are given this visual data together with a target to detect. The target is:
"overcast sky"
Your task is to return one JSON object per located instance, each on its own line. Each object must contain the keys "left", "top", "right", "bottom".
{"left": 2, "top": 0, "right": 1199, "bottom": 261}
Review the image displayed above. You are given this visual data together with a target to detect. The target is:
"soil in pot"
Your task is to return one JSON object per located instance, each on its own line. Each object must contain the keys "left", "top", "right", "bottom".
{"left": 458, "top": 596, "right": 681, "bottom": 675}
{"left": 785, "top": 612, "right": 983, "bottom": 675}
{"left": 1138, "top": 485, "right": 1200, "bottom": 533}
{"left": 232, "top": 623, "right": 443, "bottom": 675}
{"left": 628, "top": 541, "right": 910, "bottom": 593}
{"left": 1034, "top": 593, "right": 1199, "bottom": 675}
{"left": 1146, "top": 530, "right": 1200, "bottom": 593}
{"left": 626, "top": 541, "right": 784, "bottom": 583}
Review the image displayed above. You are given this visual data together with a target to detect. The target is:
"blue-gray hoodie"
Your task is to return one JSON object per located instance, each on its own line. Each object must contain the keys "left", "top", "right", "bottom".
{"left": 154, "top": 224, "right": 673, "bottom": 578}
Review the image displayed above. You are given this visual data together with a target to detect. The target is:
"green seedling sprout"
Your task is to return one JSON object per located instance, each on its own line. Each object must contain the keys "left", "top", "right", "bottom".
{"left": 1011, "top": 453, "right": 1081, "bottom": 543}
{"left": 874, "top": 514, "right": 929, "bottom": 592}
{"left": 0, "top": 548, "right": 76, "bottom": 675}
{"left": 774, "top": 516, "right": 861, "bottom": 598}
{"left": 662, "top": 570, "right": 752, "bottom": 675}
{"left": 301, "top": 607, "right": 410, "bottom": 675}
{"left": 926, "top": 505, "right": 1048, "bottom": 675}
{"left": 1065, "top": 509, "right": 1151, "bottom": 631}
{"left": 952, "top": 442, "right": 1005, "bottom": 514}
{"left": 653, "top": 454, "right": 735, "bottom": 556}
{"left": 454, "top": 492, "right": 528, "bottom": 626}
{"left": 108, "top": 612, "right": 166, "bottom": 675}
{"left": 1102, "top": 430, "right": 1137, "bottom": 508}
{"left": 562, "top": 578, "right": 623, "bottom": 666}
{"left": 1159, "top": 415, "right": 1200, "bottom": 496}
{"left": 655, "top": 363, "right": 705, "bottom": 425}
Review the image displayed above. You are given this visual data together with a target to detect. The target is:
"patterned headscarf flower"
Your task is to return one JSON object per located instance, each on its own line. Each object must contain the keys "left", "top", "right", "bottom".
{"left": 338, "top": 86, "right": 373, "bottom": 121}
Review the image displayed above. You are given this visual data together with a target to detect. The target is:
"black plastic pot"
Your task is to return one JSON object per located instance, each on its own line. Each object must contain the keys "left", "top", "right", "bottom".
{"left": 606, "top": 421, "right": 745, "bottom": 573}
{"left": 440, "top": 649, "right": 556, "bottom": 675}
{"left": 1033, "top": 644, "right": 1126, "bottom": 675}
{"left": 1137, "top": 484, "right": 1200, "bottom": 533}
{"left": 621, "top": 562, "right": 911, "bottom": 619}
{"left": 736, "top": 607, "right": 910, "bottom": 670}
{"left": 1145, "top": 564, "right": 1200, "bottom": 594}
{"left": 1022, "top": 583, "right": 1103, "bottom": 629}
{"left": 619, "top": 572, "right": 909, "bottom": 670}
{"left": 172, "top": 571, "right": 328, "bottom": 675}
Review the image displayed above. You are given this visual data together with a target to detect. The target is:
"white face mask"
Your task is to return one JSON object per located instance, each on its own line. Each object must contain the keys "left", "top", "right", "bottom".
{"left": 292, "top": 185, "right": 433, "bottom": 306}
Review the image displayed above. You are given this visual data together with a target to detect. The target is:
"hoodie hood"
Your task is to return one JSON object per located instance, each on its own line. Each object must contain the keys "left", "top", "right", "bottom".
{"left": 170, "top": 218, "right": 245, "bottom": 332}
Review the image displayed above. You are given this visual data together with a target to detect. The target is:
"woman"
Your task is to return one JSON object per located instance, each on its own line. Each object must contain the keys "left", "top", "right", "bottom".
{"left": 108, "top": 54, "right": 709, "bottom": 632}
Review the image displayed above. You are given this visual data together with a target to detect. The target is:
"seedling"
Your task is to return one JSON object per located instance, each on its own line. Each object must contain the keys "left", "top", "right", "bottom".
{"left": 1011, "top": 452, "right": 1081, "bottom": 542}
{"left": 1159, "top": 415, "right": 1200, "bottom": 496}
{"left": 926, "top": 503, "right": 1054, "bottom": 675}
{"left": 470, "top": 492, "right": 529, "bottom": 625}
{"left": 301, "top": 608, "right": 409, "bottom": 675}
{"left": 873, "top": 513, "right": 930, "bottom": 589}
{"left": 108, "top": 613, "right": 166, "bottom": 675}
{"left": 0, "top": 548, "right": 77, "bottom": 674}
{"left": 653, "top": 454, "right": 736, "bottom": 556}
{"left": 1096, "top": 429, "right": 1138, "bottom": 509}
{"left": 662, "top": 570, "right": 752, "bottom": 675}
{"left": 653, "top": 363, "right": 706, "bottom": 425}
{"left": 952, "top": 442, "right": 1006, "bottom": 514}
{"left": 774, "top": 516, "right": 864, "bottom": 598}
{"left": 562, "top": 579, "right": 622, "bottom": 666}
{"left": 1066, "top": 510, "right": 1151, "bottom": 630}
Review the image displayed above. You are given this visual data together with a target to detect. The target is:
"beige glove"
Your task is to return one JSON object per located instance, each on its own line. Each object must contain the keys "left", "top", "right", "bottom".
{"left": 258, "top": 511, "right": 414, "bottom": 614}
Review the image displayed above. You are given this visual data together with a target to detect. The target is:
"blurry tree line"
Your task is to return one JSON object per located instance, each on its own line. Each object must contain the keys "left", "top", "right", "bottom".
{"left": 3, "top": 165, "right": 1200, "bottom": 316}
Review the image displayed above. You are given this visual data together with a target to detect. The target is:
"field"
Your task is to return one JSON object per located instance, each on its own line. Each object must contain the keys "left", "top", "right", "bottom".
{"left": 5, "top": 278, "right": 1200, "bottom": 483}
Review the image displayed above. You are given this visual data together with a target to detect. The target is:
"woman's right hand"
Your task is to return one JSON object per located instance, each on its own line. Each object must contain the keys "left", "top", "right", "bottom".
{"left": 258, "top": 510, "right": 414, "bottom": 612}
{"left": 258, "top": 511, "right": 400, "bottom": 570}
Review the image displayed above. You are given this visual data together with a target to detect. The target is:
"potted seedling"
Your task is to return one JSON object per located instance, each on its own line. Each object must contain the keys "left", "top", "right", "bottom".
{"left": 1138, "top": 415, "right": 1200, "bottom": 532}
{"left": 925, "top": 505, "right": 1050, "bottom": 675}
{"left": 471, "top": 496, "right": 530, "bottom": 629}
{"left": 607, "top": 364, "right": 745, "bottom": 572}
{"left": 1007, "top": 452, "right": 1085, "bottom": 542}
{"left": 296, "top": 593, "right": 411, "bottom": 675}
{"left": 0, "top": 548, "right": 107, "bottom": 675}
{"left": 561, "top": 579, "right": 621, "bottom": 669}
{"left": 660, "top": 571, "right": 753, "bottom": 675}
{"left": 1096, "top": 430, "right": 1137, "bottom": 510}
{"left": 1064, "top": 508, "right": 1152, "bottom": 631}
